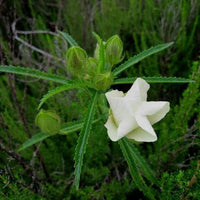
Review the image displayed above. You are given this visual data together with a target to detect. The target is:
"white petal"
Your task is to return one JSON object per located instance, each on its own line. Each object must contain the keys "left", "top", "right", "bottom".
{"left": 117, "top": 117, "right": 138, "bottom": 140}
{"left": 135, "top": 115, "right": 155, "bottom": 136}
{"left": 126, "top": 78, "right": 149, "bottom": 101}
{"left": 104, "top": 115, "right": 119, "bottom": 141}
{"left": 105, "top": 94, "right": 132, "bottom": 125}
{"left": 126, "top": 127, "right": 157, "bottom": 142}
{"left": 137, "top": 101, "right": 170, "bottom": 124}
{"left": 105, "top": 89, "right": 139, "bottom": 140}
{"left": 105, "top": 89, "right": 124, "bottom": 99}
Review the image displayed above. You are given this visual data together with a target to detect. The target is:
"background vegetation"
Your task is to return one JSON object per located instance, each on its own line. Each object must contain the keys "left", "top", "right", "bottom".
{"left": 0, "top": 0, "right": 199, "bottom": 199}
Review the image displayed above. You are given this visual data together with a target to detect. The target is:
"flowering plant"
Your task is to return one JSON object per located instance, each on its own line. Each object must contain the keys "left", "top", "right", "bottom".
{"left": 0, "top": 32, "right": 194, "bottom": 200}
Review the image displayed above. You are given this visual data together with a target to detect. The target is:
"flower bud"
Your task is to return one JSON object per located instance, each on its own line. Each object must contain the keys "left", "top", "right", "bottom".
{"left": 94, "top": 71, "right": 113, "bottom": 91}
{"left": 35, "top": 110, "right": 61, "bottom": 135}
{"left": 86, "top": 57, "right": 98, "bottom": 76}
{"left": 105, "top": 35, "right": 123, "bottom": 66}
{"left": 66, "top": 46, "right": 87, "bottom": 78}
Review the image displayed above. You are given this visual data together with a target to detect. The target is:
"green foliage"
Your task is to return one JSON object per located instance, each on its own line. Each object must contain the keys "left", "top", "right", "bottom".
{"left": 74, "top": 91, "right": 98, "bottom": 189}
{"left": 119, "top": 138, "right": 156, "bottom": 200}
{"left": 0, "top": 175, "right": 45, "bottom": 200}
{"left": 38, "top": 82, "right": 88, "bottom": 110}
{"left": 59, "top": 31, "right": 79, "bottom": 47}
{"left": 113, "top": 76, "right": 195, "bottom": 85}
{"left": 18, "top": 132, "right": 50, "bottom": 152}
{"left": 19, "top": 118, "right": 102, "bottom": 151}
{"left": 0, "top": 1, "right": 199, "bottom": 200}
{"left": 159, "top": 160, "right": 200, "bottom": 200}
{"left": 148, "top": 61, "right": 200, "bottom": 194}
{"left": 0, "top": 65, "right": 71, "bottom": 85}
{"left": 173, "top": 61, "right": 200, "bottom": 135}
{"left": 113, "top": 42, "right": 174, "bottom": 76}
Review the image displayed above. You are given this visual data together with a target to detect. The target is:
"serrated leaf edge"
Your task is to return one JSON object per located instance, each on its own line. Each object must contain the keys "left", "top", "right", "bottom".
{"left": 113, "top": 42, "right": 174, "bottom": 76}
{"left": 74, "top": 91, "right": 98, "bottom": 189}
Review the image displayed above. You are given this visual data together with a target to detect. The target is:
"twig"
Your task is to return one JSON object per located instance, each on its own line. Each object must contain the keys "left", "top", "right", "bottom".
{"left": 16, "top": 30, "right": 58, "bottom": 36}
{"left": 11, "top": 19, "right": 65, "bottom": 63}
{"left": 15, "top": 35, "right": 64, "bottom": 62}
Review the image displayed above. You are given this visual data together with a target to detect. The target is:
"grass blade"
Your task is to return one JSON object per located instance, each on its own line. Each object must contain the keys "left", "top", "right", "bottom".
{"left": 113, "top": 76, "right": 194, "bottom": 84}
{"left": 0, "top": 65, "right": 71, "bottom": 84}
{"left": 113, "top": 42, "right": 174, "bottom": 76}
{"left": 74, "top": 91, "right": 98, "bottom": 189}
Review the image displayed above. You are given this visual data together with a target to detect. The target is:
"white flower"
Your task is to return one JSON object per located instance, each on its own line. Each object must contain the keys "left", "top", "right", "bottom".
{"left": 104, "top": 78, "right": 170, "bottom": 142}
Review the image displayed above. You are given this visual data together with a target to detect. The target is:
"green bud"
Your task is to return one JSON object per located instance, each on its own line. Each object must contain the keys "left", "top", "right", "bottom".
{"left": 35, "top": 110, "right": 61, "bottom": 135}
{"left": 94, "top": 71, "right": 113, "bottom": 91}
{"left": 86, "top": 57, "right": 98, "bottom": 76}
{"left": 66, "top": 46, "right": 87, "bottom": 78}
{"left": 105, "top": 35, "right": 123, "bottom": 66}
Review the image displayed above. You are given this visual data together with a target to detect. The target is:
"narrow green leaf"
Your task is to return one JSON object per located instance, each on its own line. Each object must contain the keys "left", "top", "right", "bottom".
{"left": 0, "top": 65, "right": 71, "bottom": 84}
{"left": 38, "top": 82, "right": 87, "bottom": 110}
{"left": 113, "top": 76, "right": 194, "bottom": 85}
{"left": 113, "top": 42, "right": 174, "bottom": 76}
{"left": 60, "top": 118, "right": 101, "bottom": 135}
{"left": 59, "top": 121, "right": 84, "bottom": 135}
{"left": 127, "top": 141, "right": 159, "bottom": 185}
{"left": 58, "top": 31, "right": 79, "bottom": 46}
{"left": 74, "top": 91, "right": 98, "bottom": 189}
{"left": 119, "top": 138, "right": 156, "bottom": 200}
{"left": 18, "top": 117, "right": 102, "bottom": 152}
{"left": 18, "top": 133, "right": 49, "bottom": 152}
{"left": 18, "top": 121, "right": 83, "bottom": 152}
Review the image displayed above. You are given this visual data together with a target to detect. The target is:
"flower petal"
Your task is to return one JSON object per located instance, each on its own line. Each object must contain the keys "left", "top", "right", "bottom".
{"left": 104, "top": 115, "right": 119, "bottom": 141}
{"left": 106, "top": 92, "right": 131, "bottom": 125}
{"left": 105, "top": 89, "right": 124, "bottom": 99}
{"left": 137, "top": 101, "right": 170, "bottom": 124}
{"left": 117, "top": 117, "right": 138, "bottom": 140}
{"left": 126, "top": 127, "right": 157, "bottom": 142}
{"left": 126, "top": 78, "right": 149, "bottom": 101}
{"left": 135, "top": 115, "right": 156, "bottom": 136}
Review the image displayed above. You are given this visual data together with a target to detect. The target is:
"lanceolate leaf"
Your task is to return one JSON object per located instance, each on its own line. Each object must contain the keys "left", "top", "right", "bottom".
{"left": 59, "top": 118, "right": 101, "bottom": 135}
{"left": 18, "top": 133, "right": 49, "bottom": 152}
{"left": 59, "top": 121, "right": 85, "bottom": 135}
{"left": 113, "top": 42, "right": 174, "bottom": 76}
{"left": 119, "top": 138, "right": 156, "bottom": 200}
{"left": 74, "top": 91, "right": 98, "bottom": 189}
{"left": 113, "top": 76, "right": 194, "bottom": 85}
{"left": 58, "top": 31, "right": 79, "bottom": 46}
{"left": 18, "top": 117, "right": 101, "bottom": 152}
{"left": 127, "top": 141, "right": 159, "bottom": 186}
{"left": 0, "top": 65, "right": 71, "bottom": 84}
{"left": 38, "top": 82, "right": 87, "bottom": 110}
